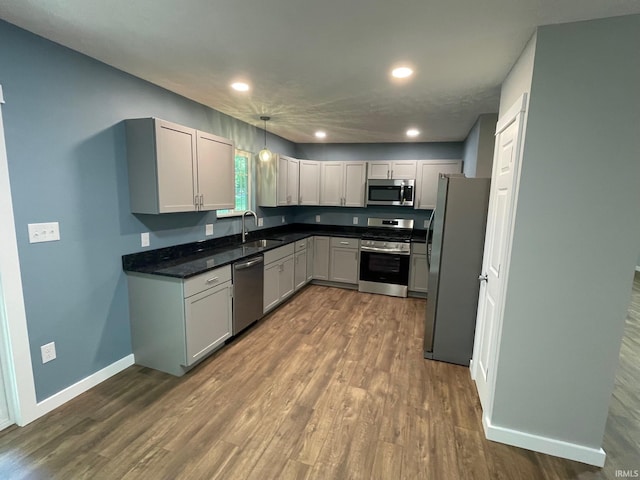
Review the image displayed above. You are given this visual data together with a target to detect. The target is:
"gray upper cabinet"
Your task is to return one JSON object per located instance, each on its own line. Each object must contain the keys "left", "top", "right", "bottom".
{"left": 367, "top": 160, "right": 417, "bottom": 180}
{"left": 258, "top": 154, "right": 300, "bottom": 207}
{"left": 415, "top": 160, "right": 462, "bottom": 210}
{"left": 125, "top": 118, "right": 234, "bottom": 214}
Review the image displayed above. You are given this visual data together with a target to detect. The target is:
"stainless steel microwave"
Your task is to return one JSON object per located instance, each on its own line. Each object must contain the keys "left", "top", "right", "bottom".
{"left": 366, "top": 179, "right": 415, "bottom": 207}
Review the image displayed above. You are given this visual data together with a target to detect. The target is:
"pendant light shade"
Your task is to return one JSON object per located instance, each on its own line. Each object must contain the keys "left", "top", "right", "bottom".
{"left": 259, "top": 116, "right": 273, "bottom": 162}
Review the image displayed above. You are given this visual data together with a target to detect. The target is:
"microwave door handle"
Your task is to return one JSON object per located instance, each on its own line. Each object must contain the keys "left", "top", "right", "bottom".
{"left": 400, "top": 184, "right": 405, "bottom": 205}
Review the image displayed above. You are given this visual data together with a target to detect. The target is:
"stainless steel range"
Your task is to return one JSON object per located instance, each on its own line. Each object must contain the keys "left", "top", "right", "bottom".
{"left": 358, "top": 218, "right": 414, "bottom": 297}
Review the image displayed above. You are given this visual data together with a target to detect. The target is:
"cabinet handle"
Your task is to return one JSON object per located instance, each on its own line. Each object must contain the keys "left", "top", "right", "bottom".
{"left": 340, "top": 241, "right": 349, "bottom": 245}
{"left": 200, "top": 194, "right": 204, "bottom": 207}
{"left": 299, "top": 196, "right": 302, "bottom": 204}
{"left": 194, "top": 195, "right": 199, "bottom": 209}
{"left": 206, "top": 276, "right": 219, "bottom": 283}
{"left": 391, "top": 169, "right": 394, "bottom": 179}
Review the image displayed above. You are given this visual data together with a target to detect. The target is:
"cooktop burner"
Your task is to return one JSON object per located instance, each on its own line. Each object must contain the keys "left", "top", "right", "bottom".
{"left": 362, "top": 218, "right": 414, "bottom": 242}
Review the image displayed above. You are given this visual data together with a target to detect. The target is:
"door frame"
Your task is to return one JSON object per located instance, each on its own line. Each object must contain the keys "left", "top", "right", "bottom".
{"left": 0, "top": 85, "right": 39, "bottom": 426}
{"left": 470, "top": 93, "right": 528, "bottom": 416}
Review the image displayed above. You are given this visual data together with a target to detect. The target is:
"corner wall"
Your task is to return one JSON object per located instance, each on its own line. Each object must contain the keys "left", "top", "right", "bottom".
{"left": 490, "top": 15, "right": 640, "bottom": 462}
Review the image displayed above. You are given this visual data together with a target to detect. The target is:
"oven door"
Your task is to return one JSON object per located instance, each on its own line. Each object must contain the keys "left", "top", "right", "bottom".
{"left": 358, "top": 250, "right": 410, "bottom": 297}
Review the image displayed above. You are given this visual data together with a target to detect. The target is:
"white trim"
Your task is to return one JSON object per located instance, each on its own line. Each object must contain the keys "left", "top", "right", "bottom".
{"left": 482, "top": 414, "right": 606, "bottom": 467}
{"left": 495, "top": 93, "right": 527, "bottom": 134}
{"left": 0, "top": 85, "right": 40, "bottom": 426}
{"left": 35, "top": 355, "right": 134, "bottom": 418}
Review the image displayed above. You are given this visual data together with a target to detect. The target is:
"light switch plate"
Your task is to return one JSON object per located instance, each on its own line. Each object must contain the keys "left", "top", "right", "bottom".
{"left": 258, "top": 217, "right": 264, "bottom": 227}
{"left": 353, "top": 217, "right": 358, "bottom": 225}
{"left": 205, "top": 224, "right": 214, "bottom": 236}
{"left": 281, "top": 216, "right": 285, "bottom": 224}
{"left": 424, "top": 219, "right": 429, "bottom": 228}
{"left": 315, "top": 215, "right": 321, "bottom": 223}
{"left": 141, "top": 232, "right": 150, "bottom": 247}
{"left": 28, "top": 222, "right": 60, "bottom": 243}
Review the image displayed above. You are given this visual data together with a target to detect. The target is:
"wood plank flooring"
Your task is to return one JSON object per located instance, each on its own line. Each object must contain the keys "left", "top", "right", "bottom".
{"left": 0, "top": 279, "right": 638, "bottom": 479}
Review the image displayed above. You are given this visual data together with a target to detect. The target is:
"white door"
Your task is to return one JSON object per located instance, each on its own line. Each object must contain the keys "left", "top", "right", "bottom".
{"left": 472, "top": 95, "right": 527, "bottom": 414}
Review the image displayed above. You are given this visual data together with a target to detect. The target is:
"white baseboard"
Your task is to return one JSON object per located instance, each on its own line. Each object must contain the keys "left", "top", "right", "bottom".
{"left": 482, "top": 415, "right": 605, "bottom": 467}
{"left": 32, "top": 354, "right": 134, "bottom": 422}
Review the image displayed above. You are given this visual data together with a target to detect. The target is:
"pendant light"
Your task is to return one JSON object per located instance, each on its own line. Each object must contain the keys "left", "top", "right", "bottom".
{"left": 258, "top": 116, "right": 273, "bottom": 162}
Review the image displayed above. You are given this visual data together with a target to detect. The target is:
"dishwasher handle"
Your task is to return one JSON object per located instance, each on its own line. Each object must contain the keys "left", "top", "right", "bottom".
{"left": 234, "top": 256, "right": 264, "bottom": 270}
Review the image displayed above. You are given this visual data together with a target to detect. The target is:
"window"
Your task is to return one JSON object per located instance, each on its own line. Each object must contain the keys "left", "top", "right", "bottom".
{"left": 217, "top": 149, "right": 252, "bottom": 217}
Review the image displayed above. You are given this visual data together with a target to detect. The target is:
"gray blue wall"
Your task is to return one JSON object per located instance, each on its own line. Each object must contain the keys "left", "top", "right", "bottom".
{"left": 0, "top": 20, "right": 297, "bottom": 401}
{"left": 491, "top": 14, "right": 640, "bottom": 451}
{"left": 0, "top": 20, "right": 462, "bottom": 401}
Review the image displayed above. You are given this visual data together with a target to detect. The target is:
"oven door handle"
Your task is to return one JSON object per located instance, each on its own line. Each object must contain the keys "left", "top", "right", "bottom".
{"left": 360, "top": 246, "right": 410, "bottom": 255}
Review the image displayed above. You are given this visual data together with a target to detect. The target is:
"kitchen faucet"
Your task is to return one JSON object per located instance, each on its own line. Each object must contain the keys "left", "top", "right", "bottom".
{"left": 241, "top": 210, "right": 258, "bottom": 243}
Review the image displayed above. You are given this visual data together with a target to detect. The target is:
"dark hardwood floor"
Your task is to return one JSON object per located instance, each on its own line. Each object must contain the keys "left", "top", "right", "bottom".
{"left": 0, "top": 278, "right": 638, "bottom": 479}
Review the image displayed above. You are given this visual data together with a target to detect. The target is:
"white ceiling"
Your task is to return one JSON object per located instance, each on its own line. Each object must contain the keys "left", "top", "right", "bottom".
{"left": 1, "top": 1, "right": 640, "bottom": 143}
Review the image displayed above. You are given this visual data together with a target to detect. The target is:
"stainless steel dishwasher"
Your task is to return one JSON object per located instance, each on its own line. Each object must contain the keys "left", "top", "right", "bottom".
{"left": 232, "top": 255, "right": 264, "bottom": 335}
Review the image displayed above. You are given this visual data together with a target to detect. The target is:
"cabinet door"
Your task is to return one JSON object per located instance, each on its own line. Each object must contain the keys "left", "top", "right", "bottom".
{"left": 294, "top": 250, "right": 307, "bottom": 291}
{"left": 409, "top": 254, "right": 429, "bottom": 293}
{"left": 299, "top": 160, "right": 320, "bottom": 205}
{"left": 155, "top": 120, "right": 198, "bottom": 213}
{"left": 390, "top": 160, "right": 417, "bottom": 179}
{"left": 343, "top": 162, "right": 367, "bottom": 207}
{"left": 306, "top": 237, "right": 314, "bottom": 282}
{"left": 416, "top": 160, "right": 462, "bottom": 210}
{"left": 367, "top": 161, "right": 391, "bottom": 179}
{"left": 196, "top": 131, "right": 234, "bottom": 211}
{"left": 287, "top": 158, "right": 300, "bottom": 205}
{"left": 277, "top": 156, "right": 289, "bottom": 206}
{"left": 330, "top": 247, "right": 359, "bottom": 284}
{"left": 184, "top": 282, "right": 232, "bottom": 365}
{"left": 319, "top": 162, "right": 344, "bottom": 206}
{"left": 264, "top": 262, "right": 281, "bottom": 313}
{"left": 313, "top": 236, "right": 331, "bottom": 280}
{"left": 280, "top": 256, "right": 295, "bottom": 300}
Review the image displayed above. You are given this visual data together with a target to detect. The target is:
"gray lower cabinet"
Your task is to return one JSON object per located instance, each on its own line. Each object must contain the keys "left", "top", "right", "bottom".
{"left": 409, "top": 242, "right": 429, "bottom": 293}
{"left": 329, "top": 237, "right": 359, "bottom": 284}
{"left": 294, "top": 239, "right": 308, "bottom": 291}
{"left": 306, "top": 237, "right": 314, "bottom": 282}
{"left": 127, "top": 265, "right": 233, "bottom": 376}
{"left": 313, "top": 236, "right": 330, "bottom": 280}
{"left": 263, "top": 243, "right": 295, "bottom": 313}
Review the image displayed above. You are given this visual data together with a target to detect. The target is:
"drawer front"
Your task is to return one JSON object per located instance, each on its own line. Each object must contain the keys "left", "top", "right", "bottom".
{"left": 183, "top": 265, "right": 232, "bottom": 298}
{"left": 295, "top": 239, "right": 307, "bottom": 251}
{"left": 412, "top": 242, "right": 427, "bottom": 255}
{"left": 331, "top": 237, "right": 359, "bottom": 249}
{"left": 264, "top": 242, "right": 295, "bottom": 265}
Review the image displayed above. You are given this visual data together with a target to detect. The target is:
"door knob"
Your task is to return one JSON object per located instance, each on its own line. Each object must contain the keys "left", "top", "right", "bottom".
{"left": 478, "top": 274, "right": 488, "bottom": 282}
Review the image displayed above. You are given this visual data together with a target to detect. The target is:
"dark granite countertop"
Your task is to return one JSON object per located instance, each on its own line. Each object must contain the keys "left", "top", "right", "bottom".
{"left": 122, "top": 223, "right": 367, "bottom": 279}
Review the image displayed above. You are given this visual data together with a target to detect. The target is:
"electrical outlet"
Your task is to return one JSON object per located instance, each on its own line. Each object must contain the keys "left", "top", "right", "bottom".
{"left": 258, "top": 217, "right": 264, "bottom": 227}
{"left": 315, "top": 215, "right": 321, "bottom": 223}
{"left": 424, "top": 219, "right": 429, "bottom": 228}
{"left": 141, "top": 232, "right": 150, "bottom": 247}
{"left": 28, "top": 222, "right": 60, "bottom": 243}
{"left": 353, "top": 217, "right": 359, "bottom": 225}
{"left": 205, "top": 224, "right": 214, "bottom": 236}
{"left": 41, "top": 342, "right": 56, "bottom": 363}
{"left": 281, "top": 216, "right": 285, "bottom": 224}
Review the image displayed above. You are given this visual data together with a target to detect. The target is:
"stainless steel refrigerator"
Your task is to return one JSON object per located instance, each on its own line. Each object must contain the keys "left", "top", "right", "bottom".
{"left": 424, "top": 174, "right": 490, "bottom": 366}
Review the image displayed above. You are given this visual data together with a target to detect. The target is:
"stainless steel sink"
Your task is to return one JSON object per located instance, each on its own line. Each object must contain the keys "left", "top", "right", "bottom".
{"left": 242, "top": 239, "right": 283, "bottom": 249}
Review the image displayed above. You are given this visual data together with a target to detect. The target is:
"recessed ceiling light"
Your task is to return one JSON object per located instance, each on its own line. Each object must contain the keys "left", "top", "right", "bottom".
{"left": 406, "top": 128, "right": 420, "bottom": 138}
{"left": 231, "top": 82, "right": 250, "bottom": 92}
{"left": 392, "top": 66, "right": 413, "bottom": 79}
{"left": 315, "top": 131, "right": 327, "bottom": 139}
